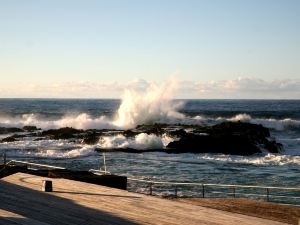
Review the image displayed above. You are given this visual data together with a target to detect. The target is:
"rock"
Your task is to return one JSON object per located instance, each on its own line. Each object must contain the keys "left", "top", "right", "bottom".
{"left": 23, "top": 126, "right": 39, "bottom": 132}
{"left": 166, "top": 122, "right": 282, "bottom": 156}
{"left": 41, "top": 127, "right": 82, "bottom": 140}
{"left": 0, "top": 127, "right": 23, "bottom": 134}
{"left": 135, "top": 124, "right": 164, "bottom": 135}
{"left": 0, "top": 136, "right": 17, "bottom": 143}
{"left": 167, "top": 129, "right": 188, "bottom": 137}
{"left": 166, "top": 134, "right": 261, "bottom": 155}
{"left": 123, "top": 130, "right": 138, "bottom": 138}
{"left": 81, "top": 132, "right": 100, "bottom": 145}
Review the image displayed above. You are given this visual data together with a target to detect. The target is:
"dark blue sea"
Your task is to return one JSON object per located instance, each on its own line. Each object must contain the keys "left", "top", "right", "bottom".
{"left": 0, "top": 99, "right": 299, "bottom": 203}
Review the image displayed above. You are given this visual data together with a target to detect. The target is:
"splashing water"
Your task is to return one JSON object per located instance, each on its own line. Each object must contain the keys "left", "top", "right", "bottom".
{"left": 113, "top": 79, "right": 184, "bottom": 129}
{"left": 98, "top": 133, "right": 174, "bottom": 150}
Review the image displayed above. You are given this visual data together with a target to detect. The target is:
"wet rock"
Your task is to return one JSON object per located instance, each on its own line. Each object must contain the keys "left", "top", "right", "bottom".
{"left": 167, "top": 129, "right": 188, "bottom": 137}
{"left": 123, "top": 130, "right": 138, "bottom": 138}
{"left": 166, "top": 122, "right": 281, "bottom": 155}
{"left": 41, "top": 127, "right": 82, "bottom": 140}
{"left": 23, "top": 126, "right": 39, "bottom": 132}
{"left": 0, "top": 127, "right": 23, "bottom": 134}
{"left": 135, "top": 124, "right": 164, "bottom": 135}
{"left": 0, "top": 136, "right": 17, "bottom": 143}
{"left": 166, "top": 134, "right": 261, "bottom": 155}
{"left": 81, "top": 132, "right": 100, "bottom": 145}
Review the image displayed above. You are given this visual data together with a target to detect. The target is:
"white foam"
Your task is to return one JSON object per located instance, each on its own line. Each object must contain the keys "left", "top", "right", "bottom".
{"left": 198, "top": 153, "right": 300, "bottom": 166}
{"left": 113, "top": 79, "right": 184, "bottom": 129}
{"left": 214, "top": 113, "right": 300, "bottom": 131}
{"left": 0, "top": 138, "right": 97, "bottom": 159}
{"left": 32, "top": 146, "right": 96, "bottom": 158}
{"left": 97, "top": 133, "right": 174, "bottom": 150}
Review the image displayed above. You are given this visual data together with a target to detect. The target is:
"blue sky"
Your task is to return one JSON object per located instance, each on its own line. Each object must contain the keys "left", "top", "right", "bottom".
{"left": 0, "top": 0, "right": 299, "bottom": 98}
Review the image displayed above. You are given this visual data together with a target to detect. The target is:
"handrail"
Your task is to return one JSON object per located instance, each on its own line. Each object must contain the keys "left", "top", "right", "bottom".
{"left": 127, "top": 177, "right": 300, "bottom": 191}
{"left": 126, "top": 176, "right": 300, "bottom": 205}
{"left": 7, "top": 160, "right": 66, "bottom": 170}
{"left": 89, "top": 169, "right": 111, "bottom": 175}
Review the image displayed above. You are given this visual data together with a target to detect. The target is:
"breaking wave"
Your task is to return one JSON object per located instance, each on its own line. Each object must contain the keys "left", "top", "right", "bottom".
{"left": 113, "top": 79, "right": 184, "bottom": 128}
{"left": 0, "top": 139, "right": 96, "bottom": 159}
{"left": 198, "top": 153, "right": 300, "bottom": 166}
{"left": 213, "top": 113, "right": 300, "bottom": 131}
{"left": 0, "top": 79, "right": 184, "bottom": 130}
{"left": 98, "top": 133, "right": 174, "bottom": 150}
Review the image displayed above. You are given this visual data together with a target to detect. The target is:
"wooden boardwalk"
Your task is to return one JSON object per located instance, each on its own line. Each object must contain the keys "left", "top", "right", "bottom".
{"left": 0, "top": 173, "right": 288, "bottom": 225}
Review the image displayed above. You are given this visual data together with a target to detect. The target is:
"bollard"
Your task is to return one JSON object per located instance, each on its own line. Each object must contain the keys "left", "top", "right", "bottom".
{"left": 42, "top": 180, "right": 53, "bottom": 192}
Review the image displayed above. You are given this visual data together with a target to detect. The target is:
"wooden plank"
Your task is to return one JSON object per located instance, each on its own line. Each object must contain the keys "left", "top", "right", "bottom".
{"left": 0, "top": 209, "right": 49, "bottom": 225}
{"left": 0, "top": 173, "right": 288, "bottom": 225}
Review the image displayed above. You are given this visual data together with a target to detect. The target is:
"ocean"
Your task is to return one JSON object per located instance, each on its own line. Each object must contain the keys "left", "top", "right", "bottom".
{"left": 0, "top": 98, "right": 299, "bottom": 202}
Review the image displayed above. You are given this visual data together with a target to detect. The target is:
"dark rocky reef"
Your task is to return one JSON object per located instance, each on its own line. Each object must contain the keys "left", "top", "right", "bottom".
{"left": 0, "top": 127, "right": 23, "bottom": 134}
{"left": 41, "top": 127, "right": 83, "bottom": 140}
{"left": 166, "top": 122, "right": 282, "bottom": 155}
{"left": 0, "top": 136, "right": 18, "bottom": 143}
{"left": 0, "top": 122, "right": 283, "bottom": 156}
{"left": 95, "top": 122, "right": 282, "bottom": 156}
{"left": 81, "top": 131, "right": 101, "bottom": 144}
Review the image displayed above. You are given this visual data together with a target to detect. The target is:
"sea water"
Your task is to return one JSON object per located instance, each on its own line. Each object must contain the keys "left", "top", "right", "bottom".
{"left": 0, "top": 98, "right": 299, "bottom": 202}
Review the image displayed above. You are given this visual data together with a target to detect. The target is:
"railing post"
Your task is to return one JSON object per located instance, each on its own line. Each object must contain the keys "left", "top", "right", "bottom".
{"left": 202, "top": 184, "right": 205, "bottom": 198}
{"left": 149, "top": 183, "right": 153, "bottom": 195}
{"left": 174, "top": 185, "right": 177, "bottom": 198}
{"left": 233, "top": 187, "right": 236, "bottom": 198}
{"left": 266, "top": 188, "right": 269, "bottom": 202}
{"left": 3, "top": 150, "right": 6, "bottom": 166}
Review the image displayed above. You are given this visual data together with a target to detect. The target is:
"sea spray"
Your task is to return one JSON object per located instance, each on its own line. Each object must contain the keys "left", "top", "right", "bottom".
{"left": 98, "top": 133, "right": 174, "bottom": 150}
{"left": 113, "top": 79, "right": 184, "bottom": 129}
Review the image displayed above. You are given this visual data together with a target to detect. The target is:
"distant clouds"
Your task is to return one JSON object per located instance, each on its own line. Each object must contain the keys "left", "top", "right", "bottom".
{"left": 180, "top": 78, "right": 300, "bottom": 99}
{"left": 1, "top": 77, "right": 300, "bottom": 99}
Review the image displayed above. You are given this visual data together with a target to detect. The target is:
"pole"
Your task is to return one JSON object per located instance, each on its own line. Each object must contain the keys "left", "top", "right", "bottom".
{"left": 103, "top": 153, "right": 107, "bottom": 174}
{"left": 3, "top": 150, "right": 6, "bottom": 166}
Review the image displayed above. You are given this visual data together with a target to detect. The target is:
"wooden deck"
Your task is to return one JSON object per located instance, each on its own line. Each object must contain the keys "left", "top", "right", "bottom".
{"left": 0, "top": 173, "right": 288, "bottom": 225}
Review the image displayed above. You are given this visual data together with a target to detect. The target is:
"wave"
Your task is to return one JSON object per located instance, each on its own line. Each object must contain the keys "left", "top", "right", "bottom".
{"left": 0, "top": 133, "right": 174, "bottom": 158}
{"left": 0, "top": 113, "right": 116, "bottom": 130}
{"left": 198, "top": 153, "right": 300, "bottom": 166}
{"left": 113, "top": 79, "right": 184, "bottom": 128}
{"left": 0, "top": 80, "right": 185, "bottom": 130}
{"left": 0, "top": 139, "right": 96, "bottom": 159}
{"left": 98, "top": 133, "right": 174, "bottom": 150}
{"left": 214, "top": 113, "right": 300, "bottom": 131}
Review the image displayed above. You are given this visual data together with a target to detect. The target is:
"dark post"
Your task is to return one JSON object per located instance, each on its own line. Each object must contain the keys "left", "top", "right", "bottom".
{"left": 174, "top": 185, "right": 177, "bottom": 198}
{"left": 233, "top": 187, "right": 236, "bottom": 198}
{"left": 266, "top": 188, "right": 269, "bottom": 202}
{"left": 202, "top": 184, "right": 205, "bottom": 198}
{"left": 42, "top": 180, "right": 53, "bottom": 192}
{"left": 149, "top": 183, "right": 153, "bottom": 195}
{"left": 3, "top": 150, "right": 6, "bottom": 166}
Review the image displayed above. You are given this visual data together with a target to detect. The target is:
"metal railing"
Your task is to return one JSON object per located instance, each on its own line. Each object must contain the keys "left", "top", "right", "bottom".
{"left": 4, "top": 160, "right": 66, "bottom": 170}
{"left": 89, "top": 168, "right": 111, "bottom": 175}
{"left": 125, "top": 177, "right": 300, "bottom": 206}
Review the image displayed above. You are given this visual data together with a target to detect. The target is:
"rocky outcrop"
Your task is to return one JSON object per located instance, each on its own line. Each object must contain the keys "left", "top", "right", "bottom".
{"left": 81, "top": 131, "right": 101, "bottom": 145}
{"left": 41, "top": 127, "right": 82, "bottom": 139}
{"left": 0, "top": 136, "right": 18, "bottom": 143}
{"left": 0, "top": 127, "right": 23, "bottom": 134}
{"left": 0, "top": 122, "right": 283, "bottom": 155}
{"left": 166, "top": 122, "right": 282, "bottom": 155}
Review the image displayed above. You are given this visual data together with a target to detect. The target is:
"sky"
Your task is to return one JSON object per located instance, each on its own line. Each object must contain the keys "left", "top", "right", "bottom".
{"left": 0, "top": 0, "right": 299, "bottom": 98}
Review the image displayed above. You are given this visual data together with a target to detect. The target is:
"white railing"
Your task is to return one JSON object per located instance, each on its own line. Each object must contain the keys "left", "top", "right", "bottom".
{"left": 5, "top": 160, "right": 66, "bottom": 170}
